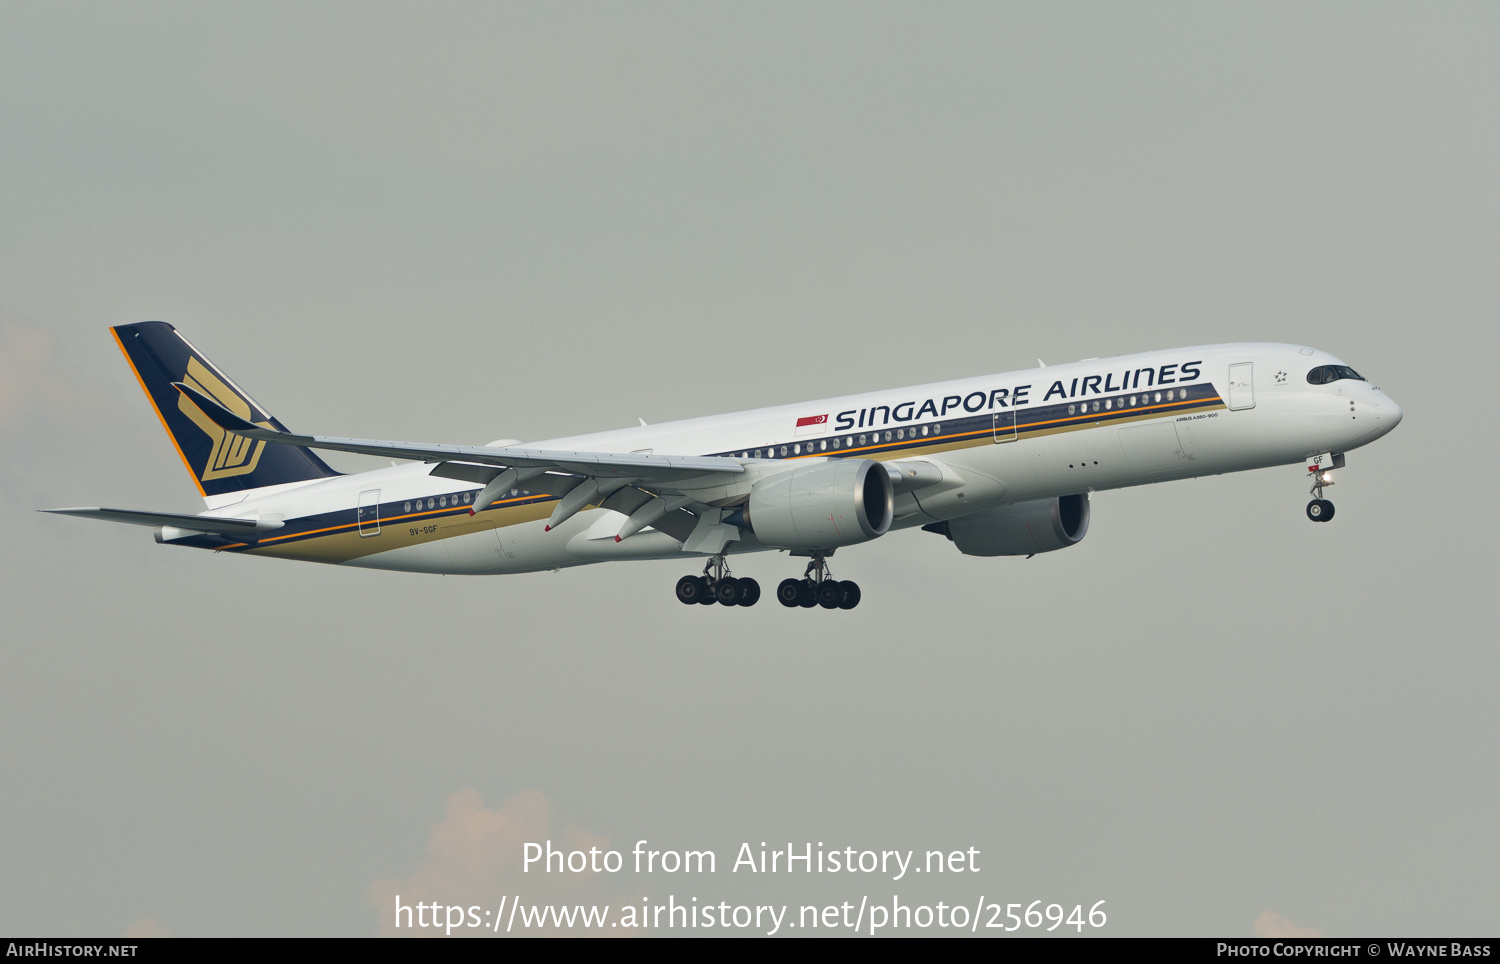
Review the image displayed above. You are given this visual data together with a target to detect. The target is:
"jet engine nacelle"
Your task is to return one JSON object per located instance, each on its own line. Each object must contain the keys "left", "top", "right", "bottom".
{"left": 932, "top": 493, "right": 1090, "bottom": 556}
{"left": 744, "top": 458, "right": 894, "bottom": 551}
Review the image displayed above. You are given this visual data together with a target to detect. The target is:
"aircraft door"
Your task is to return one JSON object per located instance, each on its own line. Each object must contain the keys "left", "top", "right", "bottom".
{"left": 357, "top": 489, "right": 381, "bottom": 536}
{"left": 1227, "top": 363, "right": 1255, "bottom": 410}
{"left": 992, "top": 409, "right": 1017, "bottom": 443}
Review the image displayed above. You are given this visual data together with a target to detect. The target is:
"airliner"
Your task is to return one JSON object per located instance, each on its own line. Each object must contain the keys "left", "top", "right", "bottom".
{"left": 45, "top": 323, "right": 1402, "bottom": 609}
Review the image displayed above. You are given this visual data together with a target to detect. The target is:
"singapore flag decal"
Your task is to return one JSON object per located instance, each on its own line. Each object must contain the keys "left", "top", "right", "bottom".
{"left": 795, "top": 413, "right": 828, "bottom": 437}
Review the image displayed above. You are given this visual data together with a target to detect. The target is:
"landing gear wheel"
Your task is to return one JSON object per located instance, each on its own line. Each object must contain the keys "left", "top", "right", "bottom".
{"left": 1306, "top": 499, "right": 1334, "bottom": 522}
{"left": 697, "top": 577, "right": 718, "bottom": 604}
{"left": 777, "top": 554, "right": 859, "bottom": 612}
{"left": 716, "top": 577, "right": 742, "bottom": 607}
{"left": 1306, "top": 464, "right": 1338, "bottom": 523}
{"left": 676, "top": 575, "right": 705, "bottom": 605}
{"left": 776, "top": 578, "right": 802, "bottom": 608}
{"left": 738, "top": 578, "right": 761, "bottom": 607}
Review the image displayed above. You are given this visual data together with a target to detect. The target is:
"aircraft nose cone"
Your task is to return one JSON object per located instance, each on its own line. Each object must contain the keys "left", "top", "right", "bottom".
{"left": 1369, "top": 391, "right": 1403, "bottom": 439}
{"left": 1380, "top": 392, "right": 1403, "bottom": 431}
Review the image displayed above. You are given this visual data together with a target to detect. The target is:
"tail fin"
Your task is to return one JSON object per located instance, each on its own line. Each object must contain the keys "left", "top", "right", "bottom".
{"left": 112, "top": 322, "right": 340, "bottom": 499}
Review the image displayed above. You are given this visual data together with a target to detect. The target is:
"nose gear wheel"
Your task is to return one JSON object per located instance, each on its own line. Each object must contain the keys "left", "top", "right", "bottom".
{"left": 1305, "top": 466, "right": 1336, "bottom": 523}
{"left": 1306, "top": 499, "right": 1334, "bottom": 522}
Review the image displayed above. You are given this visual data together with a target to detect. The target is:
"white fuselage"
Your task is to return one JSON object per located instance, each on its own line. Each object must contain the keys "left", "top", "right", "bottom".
{"left": 186, "top": 343, "right": 1402, "bottom": 574}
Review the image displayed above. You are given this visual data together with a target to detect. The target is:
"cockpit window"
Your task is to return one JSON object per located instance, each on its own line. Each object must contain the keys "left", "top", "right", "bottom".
{"left": 1306, "top": 365, "right": 1365, "bottom": 385}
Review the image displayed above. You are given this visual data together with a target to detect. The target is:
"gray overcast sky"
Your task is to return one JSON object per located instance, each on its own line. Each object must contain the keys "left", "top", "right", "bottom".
{"left": 2, "top": 2, "right": 1496, "bottom": 937}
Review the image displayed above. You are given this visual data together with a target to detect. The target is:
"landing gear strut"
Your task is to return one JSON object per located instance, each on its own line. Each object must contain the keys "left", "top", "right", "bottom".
{"left": 675, "top": 554, "right": 760, "bottom": 607}
{"left": 776, "top": 554, "right": 861, "bottom": 611}
{"left": 1306, "top": 467, "right": 1336, "bottom": 523}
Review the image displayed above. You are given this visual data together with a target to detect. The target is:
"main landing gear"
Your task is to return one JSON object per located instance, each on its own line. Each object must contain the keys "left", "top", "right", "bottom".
{"left": 675, "top": 555, "right": 761, "bottom": 607}
{"left": 1306, "top": 465, "right": 1336, "bottom": 523}
{"left": 673, "top": 553, "right": 861, "bottom": 611}
{"left": 776, "top": 554, "right": 861, "bottom": 611}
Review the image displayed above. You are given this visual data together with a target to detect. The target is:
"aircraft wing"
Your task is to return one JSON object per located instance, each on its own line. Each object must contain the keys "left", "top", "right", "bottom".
{"left": 172, "top": 383, "right": 744, "bottom": 483}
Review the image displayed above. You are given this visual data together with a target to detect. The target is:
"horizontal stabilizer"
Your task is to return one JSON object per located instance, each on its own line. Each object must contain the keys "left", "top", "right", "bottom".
{"left": 41, "top": 507, "right": 279, "bottom": 535}
{"left": 172, "top": 383, "right": 745, "bottom": 483}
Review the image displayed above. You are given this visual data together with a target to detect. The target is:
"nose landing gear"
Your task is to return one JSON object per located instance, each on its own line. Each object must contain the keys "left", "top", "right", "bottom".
{"left": 776, "top": 554, "right": 861, "bottom": 611}
{"left": 675, "top": 555, "right": 761, "bottom": 607}
{"left": 1305, "top": 463, "right": 1336, "bottom": 523}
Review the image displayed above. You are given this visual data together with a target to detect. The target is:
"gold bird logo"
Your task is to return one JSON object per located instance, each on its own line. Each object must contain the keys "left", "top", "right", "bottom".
{"left": 175, "top": 357, "right": 273, "bottom": 481}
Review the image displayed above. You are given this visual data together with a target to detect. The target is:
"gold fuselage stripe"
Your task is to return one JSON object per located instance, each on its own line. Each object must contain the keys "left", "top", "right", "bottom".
{"left": 217, "top": 493, "right": 544, "bottom": 551}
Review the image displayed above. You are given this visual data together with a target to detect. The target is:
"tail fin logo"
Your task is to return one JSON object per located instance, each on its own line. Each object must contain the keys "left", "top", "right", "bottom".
{"left": 175, "top": 357, "right": 272, "bottom": 481}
